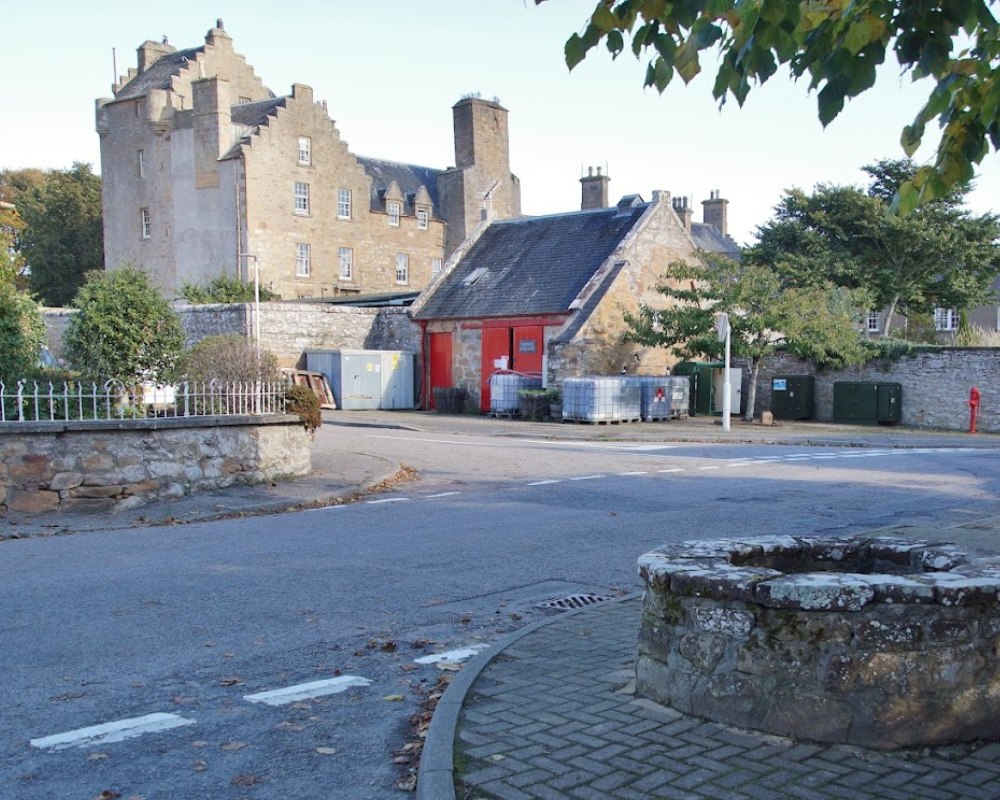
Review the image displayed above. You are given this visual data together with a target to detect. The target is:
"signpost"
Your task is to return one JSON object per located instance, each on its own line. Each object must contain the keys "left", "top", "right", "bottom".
{"left": 716, "top": 312, "right": 731, "bottom": 432}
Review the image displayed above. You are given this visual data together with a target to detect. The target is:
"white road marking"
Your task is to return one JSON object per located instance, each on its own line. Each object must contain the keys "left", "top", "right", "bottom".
{"left": 243, "top": 676, "right": 373, "bottom": 706}
{"left": 527, "top": 479, "right": 562, "bottom": 486}
{"left": 569, "top": 475, "right": 605, "bottom": 481}
{"left": 414, "top": 645, "right": 488, "bottom": 665}
{"left": 365, "top": 497, "right": 410, "bottom": 505}
{"left": 302, "top": 505, "right": 346, "bottom": 513}
{"left": 724, "top": 462, "right": 754, "bottom": 467}
{"left": 658, "top": 468, "right": 685, "bottom": 473}
{"left": 367, "top": 435, "right": 508, "bottom": 447}
{"left": 523, "top": 441, "right": 677, "bottom": 451}
{"left": 423, "top": 492, "right": 462, "bottom": 499}
{"left": 698, "top": 466, "right": 721, "bottom": 470}
{"left": 618, "top": 471, "right": 648, "bottom": 476}
{"left": 30, "top": 713, "right": 196, "bottom": 751}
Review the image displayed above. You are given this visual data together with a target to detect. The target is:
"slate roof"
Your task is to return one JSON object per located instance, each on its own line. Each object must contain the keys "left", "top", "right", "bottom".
{"left": 691, "top": 222, "right": 740, "bottom": 258}
{"left": 413, "top": 205, "right": 650, "bottom": 321}
{"left": 112, "top": 47, "right": 204, "bottom": 102}
{"left": 230, "top": 97, "right": 285, "bottom": 127}
{"left": 356, "top": 157, "right": 442, "bottom": 217}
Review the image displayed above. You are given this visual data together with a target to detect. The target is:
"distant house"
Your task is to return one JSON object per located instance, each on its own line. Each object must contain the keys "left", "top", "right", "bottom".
{"left": 95, "top": 20, "right": 520, "bottom": 300}
{"left": 411, "top": 176, "right": 739, "bottom": 410}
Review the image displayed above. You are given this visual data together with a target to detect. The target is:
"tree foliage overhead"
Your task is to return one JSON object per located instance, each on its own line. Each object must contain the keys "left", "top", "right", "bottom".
{"left": 16, "top": 163, "right": 103, "bottom": 307}
{"left": 746, "top": 159, "right": 1000, "bottom": 336}
{"left": 64, "top": 267, "right": 185, "bottom": 383}
{"left": 626, "top": 254, "right": 868, "bottom": 420}
{"left": 537, "top": 0, "right": 1000, "bottom": 212}
{"left": 180, "top": 275, "right": 281, "bottom": 304}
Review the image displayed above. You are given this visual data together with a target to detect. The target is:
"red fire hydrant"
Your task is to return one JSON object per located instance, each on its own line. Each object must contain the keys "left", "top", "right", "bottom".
{"left": 968, "top": 387, "right": 981, "bottom": 434}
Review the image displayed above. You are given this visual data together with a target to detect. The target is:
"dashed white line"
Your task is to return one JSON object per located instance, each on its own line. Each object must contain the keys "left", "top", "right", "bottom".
{"left": 658, "top": 468, "right": 685, "bottom": 473}
{"left": 618, "top": 471, "right": 648, "bottom": 476}
{"left": 414, "top": 645, "right": 488, "bottom": 665}
{"left": 423, "top": 492, "right": 461, "bottom": 499}
{"left": 365, "top": 497, "right": 410, "bottom": 505}
{"left": 30, "top": 713, "right": 196, "bottom": 751}
{"left": 724, "top": 462, "right": 753, "bottom": 467}
{"left": 527, "top": 479, "right": 562, "bottom": 486}
{"left": 243, "top": 676, "right": 373, "bottom": 706}
{"left": 569, "top": 475, "right": 605, "bottom": 481}
{"left": 698, "top": 466, "right": 721, "bottom": 470}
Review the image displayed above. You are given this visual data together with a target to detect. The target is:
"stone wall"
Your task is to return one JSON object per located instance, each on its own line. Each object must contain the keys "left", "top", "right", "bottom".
{"left": 756, "top": 348, "right": 999, "bottom": 432}
{"left": 43, "top": 303, "right": 422, "bottom": 370}
{"left": 0, "top": 416, "right": 311, "bottom": 514}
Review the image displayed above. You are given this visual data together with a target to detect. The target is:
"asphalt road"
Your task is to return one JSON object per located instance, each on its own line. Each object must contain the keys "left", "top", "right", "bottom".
{"left": 3, "top": 429, "right": 1000, "bottom": 800}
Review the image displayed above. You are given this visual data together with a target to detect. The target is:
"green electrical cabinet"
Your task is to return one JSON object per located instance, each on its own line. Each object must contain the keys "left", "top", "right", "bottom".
{"left": 672, "top": 362, "right": 723, "bottom": 416}
{"left": 833, "top": 382, "right": 902, "bottom": 425}
{"left": 770, "top": 376, "right": 815, "bottom": 420}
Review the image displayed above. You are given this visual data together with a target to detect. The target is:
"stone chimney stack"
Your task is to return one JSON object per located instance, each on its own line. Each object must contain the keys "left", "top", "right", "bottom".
{"left": 702, "top": 190, "right": 729, "bottom": 236}
{"left": 137, "top": 38, "right": 175, "bottom": 73}
{"left": 580, "top": 166, "right": 610, "bottom": 210}
{"left": 192, "top": 77, "right": 230, "bottom": 189}
{"left": 672, "top": 196, "right": 693, "bottom": 233}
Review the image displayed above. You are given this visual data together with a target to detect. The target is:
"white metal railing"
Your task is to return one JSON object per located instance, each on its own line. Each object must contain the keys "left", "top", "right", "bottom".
{"left": 0, "top": 379, "right": 288, "bottom": 423}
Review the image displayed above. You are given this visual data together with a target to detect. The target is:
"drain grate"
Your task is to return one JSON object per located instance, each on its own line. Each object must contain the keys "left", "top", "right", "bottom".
{"left": 538, "top": 593, "right": 615, "bottom": 612}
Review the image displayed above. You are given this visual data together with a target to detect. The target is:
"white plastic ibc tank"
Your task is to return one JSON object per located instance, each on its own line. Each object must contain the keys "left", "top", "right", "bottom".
{"left": 489, "top": 372, "right": 542, "bottom": 415}
{"left": 562, "top": 376, "right": 641, "bottom": 422}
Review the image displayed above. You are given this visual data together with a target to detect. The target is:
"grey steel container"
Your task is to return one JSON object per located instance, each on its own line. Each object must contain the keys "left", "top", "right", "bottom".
{"left": 562, "top": 376, "right": 642, "bottom": 423}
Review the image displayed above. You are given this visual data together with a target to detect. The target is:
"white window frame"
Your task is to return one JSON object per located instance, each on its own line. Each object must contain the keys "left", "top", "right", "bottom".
{"left": 138, "top": 149, "right": 145, "bottom": 179}
{"left": 388, "top": 201, "right": 401, "bottom": 227}
{"left": 337, "top": 188, "right": 352, "bottom": 220}
{"left": 298, "top": 136, "right": 311, "bottom": 165}
{"left": 431, "top": 257, "right": 443, "bottom": 276}
{"left": 140, "top": 207, "right": 151, "bottom": 239}
{"left": 395, "top": 253, "right": 409, "bottom": 285}
{"left": 238, "top": 96, "right": 251, "bottom": 105}
{"left": 134, "top": 100, "right": 142, "bottom": 117}
{"left": 934, "top": 307, "right": 958, "bottom": 331}
{"left": 417, "top": 207, "right": 429, "bottom": 230}
{"left": 294, "top": 182, "right": 310, "bottom": 215}
{"left": 339, "top": 247, "right": 354, "bottom": 280}
{"left": 866, "top": 310, "right": 881, "bottom": 334}
{"left": 296, "top": 243, "right": 311, "bottom": 277}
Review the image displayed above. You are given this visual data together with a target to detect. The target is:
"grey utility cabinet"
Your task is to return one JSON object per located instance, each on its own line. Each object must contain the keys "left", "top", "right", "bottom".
{"left": 305, "top": 349, "right": 415, "bottom": 410}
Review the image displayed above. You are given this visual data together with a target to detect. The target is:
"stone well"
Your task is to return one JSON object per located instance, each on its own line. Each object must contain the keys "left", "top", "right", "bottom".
{"left": 637, "top": 536, "right": 1000, "bottom": 750}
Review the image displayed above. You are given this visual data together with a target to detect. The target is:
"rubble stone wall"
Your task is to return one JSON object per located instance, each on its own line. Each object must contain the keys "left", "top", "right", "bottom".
{"left": 0, "top": 416, "right": 311, "bottom": 514}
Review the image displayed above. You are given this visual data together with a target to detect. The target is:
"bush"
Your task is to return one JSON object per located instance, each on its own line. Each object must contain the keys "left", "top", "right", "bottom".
{"left": 180, "top": 276, "right": 281, "bottom": 304}
{"left": 178, "top": 334, "right": 281, "bottom": 385}
{"left": 64, "top": 267, "right": 185, "bottom": 382}
{"left": 0, "top": 278, "right": 45, "bottom": 384}
{"left": 285, "top": 384, "right": 322, "bottom": 437}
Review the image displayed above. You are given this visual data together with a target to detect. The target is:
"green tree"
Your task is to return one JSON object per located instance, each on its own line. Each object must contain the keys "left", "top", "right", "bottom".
{"left": 64, "top": 267, "right": 185, "bottom": 383}
{"left": 746, "top": 159, "right": 1000, "bottom": 336}
{"left": 17, "top": 163, "right": 103, "bottom": 307}
{"left": 0, "top": 260, "right": 45, "bottom": 384}
{"left": 538, "top": 0, "right": 1000, "bottom": 211}
{"left": 626, "top": 255, "right": 868, "bottom": 420}
{"left": 180, "top": 275, "right": 281, "bottom": 304}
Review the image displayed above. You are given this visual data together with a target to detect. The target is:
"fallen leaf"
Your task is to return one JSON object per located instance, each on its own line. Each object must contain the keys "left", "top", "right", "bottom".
{"left": 221, "top": 652, "right": 235, "bottom": 658}
{"left": 393, "top": 755, "right": 410, "bottom": 764}
{"left": 193, "top": 759, "right": 207, "bottom": 772}
{"left": 333, "top": 669, "right": 342, "bottom": 676}
{"left": 275, "top": 722, "right": 305, "bottom": 731}
{"left": 171, "top": 696, "right": 198, "bottom": 705}
{"left": 458, "top": 617, "right": 471, "bottom": 624}
{"left": 204, "top": 642, "right": 216, "bottom": 648}
{"left": 191, "top": 741, "right": 209, "bottom": 748}
{"left": 315, "top": 747, "right": 338, "bottom": 755}
{"left": 87, "top": 753, "right": 110, "bottom": 761}
{"left": 220, "top": 742, "right": 246, "bottom": 751}
{"left": 230, "top": 774, "right": 263, "bottom": 787}
{"left": 396, "top": 775, "right": 417, "bottom": 792}
{"left": 383, "top": 694, "right": 405, "bottom": 702}
{"left": 490, "top": 754, "right": 507, "bottom": 762}
{"left": 51, "top": 692, "right": 86, "bottom": 702}
{"left": 289, "top": 702, "right": 311, "bottom": 711}
{"left": 399, "top": 664, "right": 418, "bottom": 672}
{"left": 218, "top": 677, "right": 243, "bottom": 687}
{"left": 437, "top": 662, "right": 462, "bottom": 672}
{"left": 95, "top": 792, "right": 121, "bottom": 800}
{"left": 126, "top": 795, "right": 146, "bottom": 800}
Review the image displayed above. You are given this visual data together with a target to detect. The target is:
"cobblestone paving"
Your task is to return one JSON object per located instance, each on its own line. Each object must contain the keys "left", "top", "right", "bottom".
{"left": 455, "top": 599, "right": 1000, "bottom": 800}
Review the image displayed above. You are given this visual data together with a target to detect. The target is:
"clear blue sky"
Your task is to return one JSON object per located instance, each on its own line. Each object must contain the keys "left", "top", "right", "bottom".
{"left": 3, "top": 1, "right": 997, "bottom": 244}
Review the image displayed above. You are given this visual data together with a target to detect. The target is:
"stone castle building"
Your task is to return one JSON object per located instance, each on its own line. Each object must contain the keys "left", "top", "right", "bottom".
{"left": 96, "top": 20, "right": 520, "bottom": 299}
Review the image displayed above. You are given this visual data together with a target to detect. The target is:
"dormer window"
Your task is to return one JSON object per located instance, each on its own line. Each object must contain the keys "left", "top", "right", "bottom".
{"left": 298, "top": 136, "right": 311, "bottom": 165}
{"left": 388, "top": 202, "right": 400, "bottom": 227}
{"left": 417, "top": 207, "right": 429, "bottom": 230}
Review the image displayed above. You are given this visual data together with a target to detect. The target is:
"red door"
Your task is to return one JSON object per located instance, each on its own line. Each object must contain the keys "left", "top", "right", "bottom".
{"left": 428, "top": 332, "right": 453, "bottom": 410}
{"left": 512, "top": 326, "right": 543, "bottom": 374}
{"left": 481, "top": 328, "right": 511, "bottom": 411}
